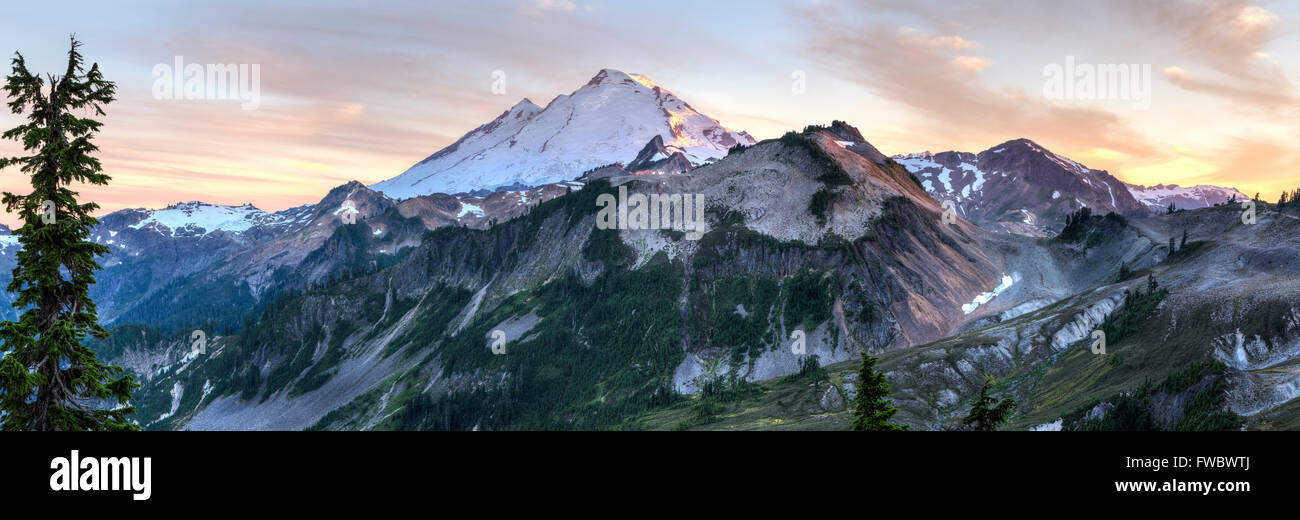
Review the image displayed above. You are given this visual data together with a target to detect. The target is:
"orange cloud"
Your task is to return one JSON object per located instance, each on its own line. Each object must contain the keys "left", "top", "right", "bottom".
{"left": 801, "top": 9, "right": 1158, "bottom": 159}
{"left": 1163, "top": 64, "right": 1297, "bottom": 110}
{"left": 951, "top": 56, "right": 992, "bottom": 72}
{"left": 1120, "top": 1, "right": 1296, "bottom": 111}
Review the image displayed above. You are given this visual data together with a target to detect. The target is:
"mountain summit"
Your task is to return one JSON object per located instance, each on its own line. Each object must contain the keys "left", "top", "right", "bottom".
{"left": 893, "top": 138, "right": 1146, "bottom": 234}
{"left": 371, "top": 68, "right": 754, "bottom": 198}
{"left": 1124, "top": 183, "right": 1250, "bottom": 212}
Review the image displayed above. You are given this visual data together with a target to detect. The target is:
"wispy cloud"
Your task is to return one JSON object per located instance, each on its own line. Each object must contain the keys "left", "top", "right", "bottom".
{"left": 799, "top": 6, "right": 1158, "bottom": 158}
{"left": 793, "top": 0, "right": 1298, "bottom": 200}
{"left": 1117, "top": 0, "right": 1298, "bottom": 112}
{"left": 520, "top": 0, "right": 578, "bottom": 16}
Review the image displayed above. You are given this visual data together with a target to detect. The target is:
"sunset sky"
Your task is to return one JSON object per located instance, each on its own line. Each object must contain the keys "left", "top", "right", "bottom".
{"left": 0, "top": 0, "right": 1296, "bottom": 226}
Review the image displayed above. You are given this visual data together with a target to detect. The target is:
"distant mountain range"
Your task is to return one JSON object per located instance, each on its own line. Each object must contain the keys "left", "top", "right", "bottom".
{"left": 1124, "top": 183, "right": 1251, "bottom": 213}
{"left": 2, "top": 68, "right": 1288, "bottom": 431}
{"left": 91, "top": 116, "right": 1299, "bottom": 432}
{"left": 0, "top": 68, "right": 1251, "bottom": 331}
{"left": 891, "top": 142, "right": 1252, "bottom": 234}
{"left": 0, "top": 67, "right": 1249, "bottom": 331}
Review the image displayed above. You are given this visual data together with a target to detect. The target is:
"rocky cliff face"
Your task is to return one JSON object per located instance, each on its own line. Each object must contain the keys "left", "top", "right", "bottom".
{"left": 625, "top": 135, "right": 695, "bottom": 175}
{"left": 685, "top": 203, "right": 1300, "bottom": 430}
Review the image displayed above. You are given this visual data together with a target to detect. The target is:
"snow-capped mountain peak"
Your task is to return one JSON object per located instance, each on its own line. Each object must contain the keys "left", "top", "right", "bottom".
{"left": 894, "top": 151, "right": 934, "bottom": 161}
{"left": 370, "top": 68, "right": 754, "bottom": 199}
{"left": 892, "top": 138, "right": 1146, "bottom": 235}
{"left": 126, "top": 201, "right": 276, "bottom": 237}
{"left": 505, "top": 98, "right": 542, "bottom": 118}
{"left": 1124, "top": 183, "right": 1251, "bottom": 212}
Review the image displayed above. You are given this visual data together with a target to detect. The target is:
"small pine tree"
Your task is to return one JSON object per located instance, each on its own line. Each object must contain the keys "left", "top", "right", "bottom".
{"left": 1166, "top": 202, "right": 1176, "bottom": 215}
{"left": 851, "top": 351, "right": 908, "bottom": 431}
{"left": 1147, "top": 273, "right": 1158, "bottom": 293}
{"left": 963, "top": 378, "right": 1015, "bottom": 431}
{"left": 1168, "top": 235, "right": 1176, "bottom": 253}
{"left": 0, "top": 37, "right": 137, "bottom": 430}
{"left": 1180, "top": 229, "right": 1188, "bottom": 249}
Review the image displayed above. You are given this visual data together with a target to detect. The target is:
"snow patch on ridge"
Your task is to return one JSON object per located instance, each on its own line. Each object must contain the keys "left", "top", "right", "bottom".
{"left": 129, "top": 202, "right": 273, "bottom": 237}
{"left": 457, "top": 202, "right": 485, "bottom": 218}
{"left": 962, "top": 274, "right": 1014, "bottom": 315}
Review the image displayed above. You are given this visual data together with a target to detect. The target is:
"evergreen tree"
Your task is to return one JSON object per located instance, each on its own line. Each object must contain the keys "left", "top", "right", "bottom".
{"left": 1168, "top": 235, "right": 1176, "bottom": 253}
{"left": 1147, "top": 273, "right": 1158, "bottom": 293}
{"left": 962, "top": 378, "right": 1015, "bottom": 431}
{"left": 1180, "top": 229, "right": 1188, "bottom": 249}
{"left": 851, "top": 351, "right": 908, "bottom": 431}
{"left": 0, "top": 37, "right": 137, "bottom": 430}
{"left": 1166, "top": 202, "right": 1175, "bottom": 215}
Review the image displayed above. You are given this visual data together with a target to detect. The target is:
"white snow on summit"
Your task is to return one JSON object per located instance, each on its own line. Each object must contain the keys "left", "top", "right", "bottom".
{"left": 893, "top": 152, "right": 940, "bottom": 172}
{"left": 128, "top": 202, "right": 278, "bottom": 236}
{"left": 1124, "top": 183, "right": 1250, "bottom": 213}
{"left": 370, "top": 69, "right": 754, "bottom": 198}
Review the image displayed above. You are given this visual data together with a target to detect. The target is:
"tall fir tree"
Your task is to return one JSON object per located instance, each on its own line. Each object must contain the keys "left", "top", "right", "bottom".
{"left": 851, "top": 351, "right": 908, "bottom": 431}
{"left": 0, "top": 37, "right": 137, "bottom": 430}
{"left": 962, "top": 378, "right": 1015, "bottom": 431}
